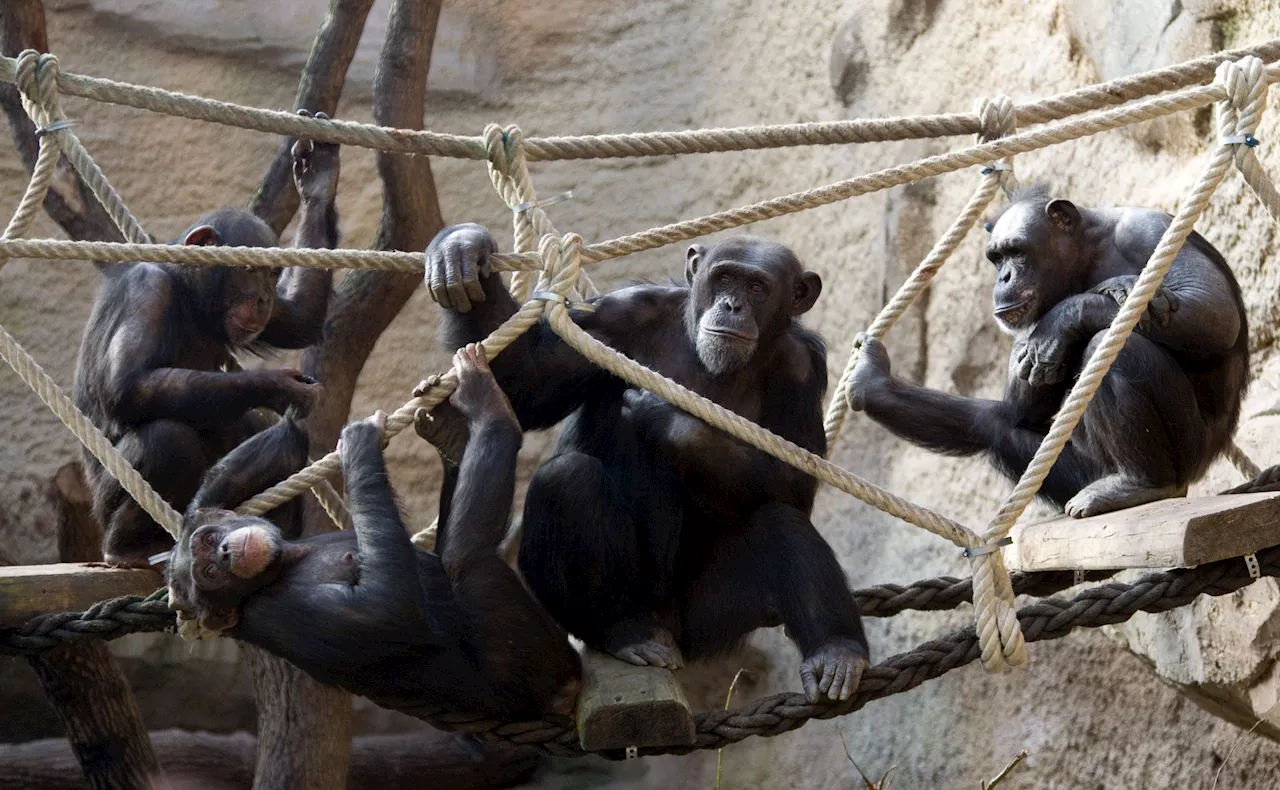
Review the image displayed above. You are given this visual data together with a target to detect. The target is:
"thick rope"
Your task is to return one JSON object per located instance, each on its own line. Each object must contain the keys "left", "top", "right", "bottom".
{"left": 13, "top": 51, "right": 151, "bottom": 245}
{"left": 3, "top": 41, "right": 1279, "bottom": 162}
{"left": 823, "top": 95, "right": 1015, "bottom": 447}
{"left": 5, "top": 550, "right": 1269, "bottom": 757}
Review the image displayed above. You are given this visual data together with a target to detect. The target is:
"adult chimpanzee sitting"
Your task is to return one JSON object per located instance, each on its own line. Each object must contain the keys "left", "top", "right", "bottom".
{"left": 74, "top": 111, "right": 339, "bottom": 567}
{"left": 424, "top": 226, "right": 867, "bottom": 703}
{"left": 847, "top": 186, "right": 1248, "bottom": 517}
{"left": 167, "top": 345, "right": 582, "bottom": 720}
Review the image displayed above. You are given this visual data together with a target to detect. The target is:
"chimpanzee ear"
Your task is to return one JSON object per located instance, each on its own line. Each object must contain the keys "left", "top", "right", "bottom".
{"left": 1045, "top": 199, "right": 1080, "bottom": 233}
{"left": 183, "top": 224, "right": 220, "bottom": 246}
{"left": 199, "top": 605, "right": 239, "bottom": 632}
{"left": 792, "top": 271, "right": 823, "bottom": 316}
{"left": 685, "top": 244, "right": 707, "bottom": 286}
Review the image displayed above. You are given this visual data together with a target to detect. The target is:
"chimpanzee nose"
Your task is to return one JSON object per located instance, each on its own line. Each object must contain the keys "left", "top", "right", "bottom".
{"left": 218, "top": 541, "right": 230, "bottom": 561}
{"left": 999, "top": 270, "right": 1012, "bottom": 284}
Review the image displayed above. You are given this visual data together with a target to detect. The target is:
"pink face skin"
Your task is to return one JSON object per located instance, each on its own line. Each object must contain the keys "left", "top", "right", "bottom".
{"left": 189, "top": 518, "right": 282, "bottom": 589}
{"left": 221, "top": 268, "right": 276, "bottom": 345}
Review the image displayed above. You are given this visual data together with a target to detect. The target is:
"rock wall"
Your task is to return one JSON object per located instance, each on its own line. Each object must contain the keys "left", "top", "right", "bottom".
{"left": 5, "top": 0, "right": 1280, "bottom": 787}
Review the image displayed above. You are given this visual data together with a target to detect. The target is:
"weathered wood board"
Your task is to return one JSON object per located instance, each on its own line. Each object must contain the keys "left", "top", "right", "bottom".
{"left": 575, "top": 646, "right": 695, "bottom": 752}
{"left": 1004, "top": 492, "right": 1280, "bottom": 572}
{"left": 0, "top": 563, "right": 162, "bottom": 628}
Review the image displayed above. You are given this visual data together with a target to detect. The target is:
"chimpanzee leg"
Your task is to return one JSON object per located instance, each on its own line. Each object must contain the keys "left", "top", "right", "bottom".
{"left": 518, "top": 451, "right": 683, "bottom": 668}
{"left": 680, "top": 502, "right": 868, "bottom": 701}
{"left": 100, "top": 419, "right": 210, "bottom": 566}
{"left": 1064, "top": 332, "right": 1204, "bottom": 517}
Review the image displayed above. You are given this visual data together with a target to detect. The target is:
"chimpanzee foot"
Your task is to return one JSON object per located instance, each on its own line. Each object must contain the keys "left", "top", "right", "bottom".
{"left": 612, "top": 639, "right": 685, "bottom": 669}
{"left": 799, "top": 640, "right": 868, "bottom": 703}
{"left": 548, "top": 675, "right": 583, "bottom": 716}
{"left": 1064, "top": 475, "right": 1186, "bottom": 518}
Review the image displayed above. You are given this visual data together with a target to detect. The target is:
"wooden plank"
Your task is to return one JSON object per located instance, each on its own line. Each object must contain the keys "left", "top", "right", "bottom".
{"left": 0, "top": 563, "right": 162, "bottom": 628}
{"left": 1004, "top": 492, "right": 1280, "bottom": 572}
{"left": 575, "top": 647, "right": 695, "bottom": 752}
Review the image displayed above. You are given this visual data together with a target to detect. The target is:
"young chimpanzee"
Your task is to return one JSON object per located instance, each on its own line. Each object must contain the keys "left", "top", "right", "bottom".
{"left": 166, "top": 345, "right": 582, "bottom": 720}
{"left": 74, "top": 110, "right": 341, "bottom": 567}
{"left": 425, "top": 226, "right": 868, "bottom": 703}
{"left": 847, "top": 186, "right": 1248, "bottom": 517}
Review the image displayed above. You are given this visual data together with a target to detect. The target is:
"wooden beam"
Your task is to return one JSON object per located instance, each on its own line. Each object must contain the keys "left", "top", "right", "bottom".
{"left": 0, "top": 563, "right": 162, "bottom": 628}
{"left": 575, "top": 647, "right": 695, "bottom": 752}
{"left": 1004, "top": 492, "right": 1280, "bottom": 572}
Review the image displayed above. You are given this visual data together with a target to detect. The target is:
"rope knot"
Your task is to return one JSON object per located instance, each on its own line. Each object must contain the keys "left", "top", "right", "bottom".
{"left": 973, "top": 95, "right": 1018, "bottom": 196}
{"left": 536, "top": 233, "right": 584, "bottom": 304}
{"left": 14, "top": 50, "right": 65, "bottom": 126}
{"left": 1217, "top": 56, "right": 1269, "bottom": 143}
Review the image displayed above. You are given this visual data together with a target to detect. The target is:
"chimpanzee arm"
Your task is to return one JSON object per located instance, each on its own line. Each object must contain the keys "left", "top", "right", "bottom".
{"left": 111, "top": 364, "right": 316, "bottom": 428}
{"left": 437, "top": 415, "right": 521, "bottom": 571}
{"left": 255, "top": 127, "right": 339, "bottom": 349}
{"left": 623, "top": 334, "right": 826, "bottom": 510}
{"left": 187, "top": 413, "right": 309, "bottom": 514}
{"left": 339, "top": 418, "right": 421, "bottom": 596}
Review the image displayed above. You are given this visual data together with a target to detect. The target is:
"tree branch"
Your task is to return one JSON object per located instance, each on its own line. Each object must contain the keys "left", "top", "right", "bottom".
{"left": 247, "top": 0, "right": 376, "bottom": 235}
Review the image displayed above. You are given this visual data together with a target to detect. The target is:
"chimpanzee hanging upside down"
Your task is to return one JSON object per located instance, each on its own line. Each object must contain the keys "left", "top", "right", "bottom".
{"left": 425, "top": 225, "right": 868, "bottom": 703}
{"left": 74, "top": 110, "right": 340, "bottom": 567}
{"left": 166, "top": 345, "right": 582, "bottom": 720}
{"left": 847, "top": 186, "right": 1248, "bottom": 517}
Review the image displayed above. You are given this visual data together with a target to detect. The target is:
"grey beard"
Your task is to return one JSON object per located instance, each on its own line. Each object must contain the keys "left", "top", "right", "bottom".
{"left": 695, "top": 330, "right": 756, "bottom": 375}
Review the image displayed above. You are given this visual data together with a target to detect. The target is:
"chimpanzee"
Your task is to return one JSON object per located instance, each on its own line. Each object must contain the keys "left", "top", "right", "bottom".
{"left": 166, "top": 345, "right": 582, "bottom": 720}
{"left": 74, "top": 110, "right": 341, "bottom": 567}
{"left": 847, "top": 185, "right": 1248, "bottom": 517}
{"left": 424, "top": 226, "right": 868, "bottom": 703}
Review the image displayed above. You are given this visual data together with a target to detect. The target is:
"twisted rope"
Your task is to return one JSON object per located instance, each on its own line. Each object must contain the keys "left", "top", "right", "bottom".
{"left": 822, "top": 95, "right": 1016, "bottom": 446}
{"left": 3, "top": 41, "right": 1278, "bottom": 162}
{"left": 7, "top": 550, "right": 1263, "bottom": 756}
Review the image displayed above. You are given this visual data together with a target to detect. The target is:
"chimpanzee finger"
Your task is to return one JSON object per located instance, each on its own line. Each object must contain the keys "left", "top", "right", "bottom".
{"left": 800, "top": 664, "right": 819, "bottom": 703}
{"left": 462, "top": 245, "right": 487, "bottom": 306}
{"left": 429, "top": 248, "right": 455, "bottom": 309}
{"left": 837, "top": 661, "right": 859, "bottom": 701}
{"left": 425, "top": 250, "right": 446, "bottom": 306}
{"left": 1017, "top": 355, "right": 1034, "bottom": 382}
{"left": 413, "top": 374, "right": 442, "bottom": 398}
{"left": 444, "top": 244, "right": 471, "bottom": 313}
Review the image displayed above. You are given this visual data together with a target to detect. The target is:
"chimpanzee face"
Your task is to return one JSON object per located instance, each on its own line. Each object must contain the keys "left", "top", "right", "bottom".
{"left": 985, "top": 198, "right": 1082, "bottom": 333}
{"left": 685, "top": 238, "right": 821, "bottom": 375}
{"left": 181, "top": 220, "right": 279, "bottom": 347}
{"left": 167, "top": 510, "right": 283, "bottom": 632}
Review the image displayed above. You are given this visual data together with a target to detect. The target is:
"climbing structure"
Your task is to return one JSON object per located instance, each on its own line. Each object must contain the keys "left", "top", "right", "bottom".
{"left": 4, "top": 40, "right": 1280, "bottom": 756}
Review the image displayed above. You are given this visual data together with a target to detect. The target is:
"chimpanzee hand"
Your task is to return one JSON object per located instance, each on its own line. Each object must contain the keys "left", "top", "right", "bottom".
{"left": 448, "top": 343, "right": 519, "bottom": 429}
{"left": 268, "top": 369, "right": 321, "bottom": 416}
{"left": 1092, "top": 274, "right": 1180, "bottom": 331}
{"left": 413, "top": 375, "right": 469, "bottom": 466}
{"left": 799, "top": 640, "right": 868, "bottom": 703}
{"left": 337, "top": 409, "right": 388, "bottom": 460}
{"left": 291, "top": 110, "right": 340, "bottom": 206}
{"left": 846, "top": 334, "right": 891, "bottom": 411}
{"left": 1014, "top": 324, "right": 1073, "bottom": 387}
{"left": 622, "top": 388, "right": 707, "bottom": 452}
{"left": 425, "top": 224, "right": 497, "bottom": 313}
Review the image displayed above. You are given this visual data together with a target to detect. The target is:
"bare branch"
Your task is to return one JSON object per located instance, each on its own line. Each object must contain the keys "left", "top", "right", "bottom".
{"left": 247, "top": 0, "right": 376, "bottom": 235}
{"left": 0, "top": 0, "right": 125, "bottom": 247}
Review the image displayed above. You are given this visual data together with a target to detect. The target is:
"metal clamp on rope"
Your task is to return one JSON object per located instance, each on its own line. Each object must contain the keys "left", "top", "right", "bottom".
{"left": 961, "top": 536, "right": 1013, "bottom": 558}
{"left": 514, "top": 190, "right": 574, "bottom": 214}
{"left": 1073, "top": 569, "right": 1087, "bottom": 587}
{"left": 980, "top": 161, "right": 1012, "bottom": 175}
{"left": 532, "top": 289, "right": 596, "bottom": 312}
{"left": 1222, "top": 134, "right": 1260, "bottom": 147}
{"left": 625, "top": 746, "right": 639, "bottom": 759}
{"left": 34, "top": 119, "right": 76, "bottom": 138}
{"left": 1245, "top": 552, "right": 1261, "bottom": 580}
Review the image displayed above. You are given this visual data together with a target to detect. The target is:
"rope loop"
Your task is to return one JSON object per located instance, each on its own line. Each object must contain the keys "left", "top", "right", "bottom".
{"left": 1217, "top": 56, "right": 1268, "bottom": 139}
{"left": 973, "top": 95, "right": 1018, "bottom": 195}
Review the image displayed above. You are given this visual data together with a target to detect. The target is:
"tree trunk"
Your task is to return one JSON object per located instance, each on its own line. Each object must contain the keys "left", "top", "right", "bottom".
{"left": 21, "top": 463, "right": 164, "bottom": 790}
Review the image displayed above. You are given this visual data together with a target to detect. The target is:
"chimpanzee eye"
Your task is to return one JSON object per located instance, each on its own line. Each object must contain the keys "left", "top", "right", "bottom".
{"left": 718, "top": 274, "right": 731, "bottom": 287}
{"left": 203, "top": 563, "right": 219, "bottom": 579}
{"left": 203, "top": 531, "right": 216, "bottom": 547}
{"left": 748, "top": 281, "right": 765, "bottom": 295}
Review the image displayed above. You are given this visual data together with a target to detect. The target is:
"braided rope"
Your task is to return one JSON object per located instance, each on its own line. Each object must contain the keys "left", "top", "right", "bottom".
{"left": 823, "top": 95, "right": 1015, "bottom": 447}
{"left": 6, "top": 550, "right": 1267, "bottom": 757}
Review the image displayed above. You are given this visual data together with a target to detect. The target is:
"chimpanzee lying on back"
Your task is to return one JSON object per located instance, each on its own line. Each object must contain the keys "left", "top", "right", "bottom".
{"left": 848, "top": 186, "right": 1248, "bottom": 517}
{"left": 166, "top": 345, "right": 582, "bottom": 720}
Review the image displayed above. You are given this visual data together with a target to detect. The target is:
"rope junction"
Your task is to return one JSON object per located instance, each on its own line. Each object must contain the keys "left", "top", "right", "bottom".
{"left": 1, "top": 39, "right": 1280, "bottom": 747}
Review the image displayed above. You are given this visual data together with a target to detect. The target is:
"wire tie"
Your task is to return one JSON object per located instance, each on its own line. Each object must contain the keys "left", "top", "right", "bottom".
{"left": 514, "top": 190, "right": 574, "bottom": 214}
{"left": 980, "top": 161, "right": 1012, "bottom": 175}
{"left": 1221, "top": 133, "right": 1260, "bottom": 147}
{"left": 148, "top": 550, "right": 173, "bottom": 566}
{"left": 1245, "top": 552, "right": 1261, "bottom": 580}
{"left": 961, "top": 536, "right": 1013, "bottom": 558}
{"left": 34, "top": 118, "right": 76, "bottom": 138}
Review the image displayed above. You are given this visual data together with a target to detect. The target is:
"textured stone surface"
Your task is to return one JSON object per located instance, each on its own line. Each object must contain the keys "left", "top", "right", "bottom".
{"left": 5, "top": 0, "right": 1280, "bottom": 787}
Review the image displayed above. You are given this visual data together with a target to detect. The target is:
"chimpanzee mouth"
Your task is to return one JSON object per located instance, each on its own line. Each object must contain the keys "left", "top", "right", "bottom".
{"left": 704, "top": 327, "right": 757, "bottom": 343}
{"left": 992, "top": 301, "right": 1030, "bottom": 324}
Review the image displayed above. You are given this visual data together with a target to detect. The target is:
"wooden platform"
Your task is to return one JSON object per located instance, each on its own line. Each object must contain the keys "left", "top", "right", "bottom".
{"left": 575, "top": 647, "right": 695, "bottom": 752}
{"left": 1004, "top": 492, "right": 1280, "bottom": 572}
{"left": 0, "top": 563, "right": 162, "bottom": 628}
